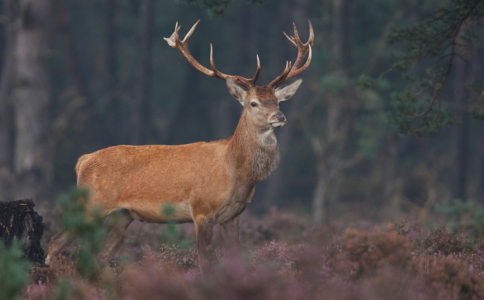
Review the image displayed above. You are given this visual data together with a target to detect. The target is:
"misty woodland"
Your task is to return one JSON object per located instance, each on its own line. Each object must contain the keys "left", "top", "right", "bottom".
{"left": 1, "top": 0, "right": 484, "bottom": 299}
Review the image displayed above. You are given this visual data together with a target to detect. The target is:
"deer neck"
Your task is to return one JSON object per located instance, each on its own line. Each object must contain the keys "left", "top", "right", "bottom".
{"left": 226, "top": 110, "right": 280, "bottom": 183}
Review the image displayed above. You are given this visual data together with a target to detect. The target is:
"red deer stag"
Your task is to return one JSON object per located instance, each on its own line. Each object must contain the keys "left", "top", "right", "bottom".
{"left": 46, "top": 20, "right": 313, "bottom": 276}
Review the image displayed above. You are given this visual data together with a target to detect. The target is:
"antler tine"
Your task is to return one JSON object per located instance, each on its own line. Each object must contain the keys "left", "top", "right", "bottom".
{"left": 298, "top": 45, "right": 312, "bottom": 73}
{"left": 250, "top": 55, "right": 261, "bottom": 84}
{"left": 308, "top": 20, "right": 315, "bottom": 45}
{"left": 164, "top": 22, "right": 179, "bottom": 48}
{"left": 182, "top": 19, "right": 200, "bottom": 43}
{"left": 209, "top": 44, "right": 259, "bottom": 88}
{"left": 209, "top": 43, "right": 227, "bottom": 79}
{"left": 286, "top": 61, "right": 292, "bottom": 74}
{"left": 269, "top": 61, "right": 293, "bottom": 88}
{"left": 292, "top": 22, "right": 301, "bottom": 45}
{"left": 165, "top": 20, "right": 258, "bottom": 89}
{"left": 283, "top": 31, "right": 296, "bottom": 46}
{"left": 164, "top": 20, "right": 215, "bottom": 77}
{"left": 269, "top": 20, "right": 314, "bottom": 87}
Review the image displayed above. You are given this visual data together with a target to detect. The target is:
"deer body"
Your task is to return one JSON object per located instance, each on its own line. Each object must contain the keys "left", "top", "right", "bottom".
{"left": 47, "top": 21, "right": 313, "bottom": 276}
{"left": 76, "top": 107, "right": 279, "bottom": 225}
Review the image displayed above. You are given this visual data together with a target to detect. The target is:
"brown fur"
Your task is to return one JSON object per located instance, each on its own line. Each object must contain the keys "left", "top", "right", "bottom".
{"left": 47, "top": 78, "right": 302, "bottom": 278}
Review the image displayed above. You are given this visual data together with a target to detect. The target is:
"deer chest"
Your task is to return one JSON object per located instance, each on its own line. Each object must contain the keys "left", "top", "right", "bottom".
{"left": 214, "top": 186, "right": 255, "bottom": 224}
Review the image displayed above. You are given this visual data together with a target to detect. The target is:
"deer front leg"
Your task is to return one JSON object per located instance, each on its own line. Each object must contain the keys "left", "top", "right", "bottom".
{"left": 220, "top": 216, "right": 241, "bottom": 259}
{"left": 194, "top": 216, "right": 215, "bottom": 277}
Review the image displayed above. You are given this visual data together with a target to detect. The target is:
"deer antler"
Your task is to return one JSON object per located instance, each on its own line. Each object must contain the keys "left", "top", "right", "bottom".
{"left": 269, "top": 21, "right": 314, "bottom": 88}
{"left": 164, "top": 20, "right": 260, "bottom": 89}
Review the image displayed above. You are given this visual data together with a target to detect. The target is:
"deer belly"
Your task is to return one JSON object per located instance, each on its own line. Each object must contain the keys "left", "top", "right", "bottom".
{"left": 124, "top": 201, "right": 193, "bottom": 223}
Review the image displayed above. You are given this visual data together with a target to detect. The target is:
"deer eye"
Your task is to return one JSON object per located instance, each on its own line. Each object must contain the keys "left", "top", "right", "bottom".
{"left": 250, "top": 102, "right": 258, "bottom": 107}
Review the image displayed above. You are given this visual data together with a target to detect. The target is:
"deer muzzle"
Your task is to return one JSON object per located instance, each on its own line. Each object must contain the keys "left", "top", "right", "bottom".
{"left": 270, "top": 112, "right": 286, "bottom": 128}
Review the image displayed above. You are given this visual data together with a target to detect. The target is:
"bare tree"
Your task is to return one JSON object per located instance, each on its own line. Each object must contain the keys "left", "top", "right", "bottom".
{"left": 12, "top": 0, "right": 53, "bottom": 202}
{"left": 0, "top": 0, "right": 16, "bottom": 201}
{"left": 310, "top": 0, "right": 358, "bottom": 224}
{"left": 449, "top": 32, "right": 471, "bottom": 201}
{"left": 58, "top": 1, "right": 90, "bottom": 104}
{"left": 449, "top": 94, "right": 469, "bottom": 199}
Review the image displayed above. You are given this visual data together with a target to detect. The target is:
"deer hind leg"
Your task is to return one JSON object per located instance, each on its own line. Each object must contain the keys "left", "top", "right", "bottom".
{"left": 46, "top": 229, "right": 76, "bottom": 265}
{"left": 97, "top": 209, "right": 133, "bottom": 267}
{"left": 194, "top": 216, "right": 215, "bottom": 277}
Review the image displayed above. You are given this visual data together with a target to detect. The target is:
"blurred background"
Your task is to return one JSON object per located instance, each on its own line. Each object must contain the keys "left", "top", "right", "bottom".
{"left": 0, "top": 0, "right": 483, "bottom": 224}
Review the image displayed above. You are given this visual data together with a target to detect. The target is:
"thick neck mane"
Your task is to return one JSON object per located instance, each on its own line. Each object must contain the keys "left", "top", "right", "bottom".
{"left": 226, "top": 109, "right": 280, "bottom": 183}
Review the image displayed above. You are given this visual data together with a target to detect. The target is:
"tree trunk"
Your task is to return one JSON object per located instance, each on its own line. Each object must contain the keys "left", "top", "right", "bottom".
{"left": 0, "top": 0, "right": 16, "bottom": 201}
{"left": 59, "top": 2, "right": 90, "bottom": 103}
{"left": 12, "top": 0, "right": 53, "bottom": 203}
{"left": 131, "top": 0, "right": 154, "bottom": 145}
{"left": 311, "top": 0, "right": 354, "bottom": 224}
{"left": 311, "top": 98, "right": 353, "bottom": 224}
{"left": 449, "top": 56, "right": 469, "bottom": 201}
{"left": 381, "top": 133, "right": 401, "bottom": 219}
{"left": 312, "top": 158, "right": 328, "bottom": 224}
{"left": 332, "top": 0, "right": 352, "bottom": 71}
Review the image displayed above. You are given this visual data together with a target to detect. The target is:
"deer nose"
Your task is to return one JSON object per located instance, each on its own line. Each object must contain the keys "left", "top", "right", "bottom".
{"left": 274, "top": 113, "right": 286, "bottom": 123}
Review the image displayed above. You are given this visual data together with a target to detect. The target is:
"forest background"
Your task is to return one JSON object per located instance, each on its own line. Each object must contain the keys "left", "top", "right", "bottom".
{"left": 0, "top": 0, "right": 483, "bottom": 226}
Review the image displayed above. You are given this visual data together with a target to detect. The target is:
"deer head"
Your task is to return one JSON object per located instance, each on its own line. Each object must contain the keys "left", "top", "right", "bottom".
{"left": 164, "top": 20, "right": 313, "bottom": 132}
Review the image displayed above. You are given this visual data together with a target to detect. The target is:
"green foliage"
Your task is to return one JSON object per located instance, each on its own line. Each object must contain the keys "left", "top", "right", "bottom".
{"left": 388, "top": 88, "right": 453, "bottom": 134}
{"left": 471, "top": 109, "right": 484, "bottom": 121}
{"left": 57, "top": 188, "right": 106, "bottom": 278}
{"left": 387, "top": 0, "right": 483, "bottom": 67}
{"left": 436, "top": 199, "right": 484, "bottom": 238}
{"left": 176, "top": 0, "right": 268, "bottom": 15}
{"left": 385, "top": 0, "right": 484, "bottom": 133}
{"left": 52, "top": 279, "right": 73, "bottom": 300}
{"left": 355, "top": 74, "right": 376, "bottom": 90}
{"left": 0, "top": 240, "right": 32, "bottom": 300}
{"left": 319, "top": 73, "right": 349, "bottom": 95}
{"left": 201, "top": 0, "right": 233, "bottom": 15}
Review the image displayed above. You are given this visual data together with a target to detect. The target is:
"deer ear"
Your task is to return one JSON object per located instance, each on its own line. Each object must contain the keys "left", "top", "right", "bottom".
{"left": 226, "top": 78, "right": 246, "bottom": 106}
{"left": 275, "top": 79, "right": 303, "bottom": 101}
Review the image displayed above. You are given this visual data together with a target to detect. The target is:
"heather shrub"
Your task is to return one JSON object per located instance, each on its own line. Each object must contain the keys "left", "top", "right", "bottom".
{"left": 200, "top": 260, "right": 307, "bottom": 300}
{"left": 422, "top": 255, "right": 477, "bottom": 294}
{"left": 239, "top": 208, "right": 310, "bottom": 248}
{"left": 42, "top": 255, "right": 81, "bottom": 283}
{"left": 121, "top": 222, "right": 196, "bottom": 262}
{"left": 333, "top": 228, "right": 414, "bottom": 279}
{"left": 141, "top": 244, "right": 199, "bottom": 272}
{"left": 389, "top": 220, "right": 467, "bottom": 255}
{"left": 416, "top": 227, "right": 465, "bottom": 256}
{"left": 118, "top": 255, "right": 308, "bottom": 300}
{"left": 251, "top": 240, "right": 307, "bottom": 276}
{"left": 25, "top": 278, "right": 102, "bottom": 300}
{"left": 118, "top": 260, "right": 198, "bottom": 300}
{"left": 23, "top": 206, "right": 484, "bottom": 300}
